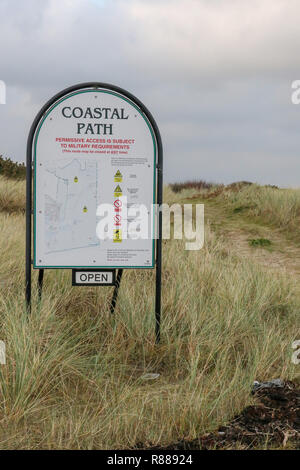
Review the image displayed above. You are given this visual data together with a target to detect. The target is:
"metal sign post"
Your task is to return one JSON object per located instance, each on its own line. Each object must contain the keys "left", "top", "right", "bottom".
{"left": 26, "top": 82, "right": 163, "bottom": 343}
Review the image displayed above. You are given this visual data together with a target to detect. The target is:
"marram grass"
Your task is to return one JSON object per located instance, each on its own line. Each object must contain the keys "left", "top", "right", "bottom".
{"left": 0, "top": 181, "right": 299, "bottom": 449}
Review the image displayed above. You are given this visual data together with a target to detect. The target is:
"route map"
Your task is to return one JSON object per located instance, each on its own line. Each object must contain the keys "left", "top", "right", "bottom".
{"left": 43, "top": 159, "right": 99, "bottom": 253}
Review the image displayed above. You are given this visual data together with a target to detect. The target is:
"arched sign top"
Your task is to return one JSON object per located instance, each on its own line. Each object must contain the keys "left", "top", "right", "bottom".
{"left": 34, "top": 87, "right": 157, "bottom": 152}
{"left": 28, "top": 83, "right": 163, "bottom": 269}
{"left": 28, "top": 82, "right": 163, "bottom": 157}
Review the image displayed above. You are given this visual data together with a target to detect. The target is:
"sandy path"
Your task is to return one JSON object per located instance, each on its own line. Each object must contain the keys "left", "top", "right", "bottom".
{"left": 203, "top": 201, "right": 300, "bottom": 277}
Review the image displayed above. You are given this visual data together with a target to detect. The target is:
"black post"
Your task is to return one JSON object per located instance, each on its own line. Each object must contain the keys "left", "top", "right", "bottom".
{"left": 25, "top": 132, "right": 33, "bottom": 312}
{"left": 38, "top": 269, "right": 44, "bottom": 300}
{"left": 110, "top": 269, "right": 123, "bottom": 314}
{"left": 155, "top": 207, "right": 163, "bottom": 343}
{"left": 155, "top": 134, "right": 163, "bottom": 344}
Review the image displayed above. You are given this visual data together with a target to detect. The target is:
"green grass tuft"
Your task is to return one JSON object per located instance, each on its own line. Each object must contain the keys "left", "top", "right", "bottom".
{"left": 248, "top": 238, "right": 272, "bottom": 248}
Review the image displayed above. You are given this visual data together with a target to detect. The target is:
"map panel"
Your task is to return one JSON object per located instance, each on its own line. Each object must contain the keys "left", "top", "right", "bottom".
{"left": 44, "top": 159, "right": 99, "bottom": 253}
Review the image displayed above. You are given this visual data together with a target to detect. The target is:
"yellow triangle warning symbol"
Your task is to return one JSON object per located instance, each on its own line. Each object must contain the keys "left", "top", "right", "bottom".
{"left": 114, "top": 169, "right": 123, "bottom": 182}
{"left": 114, "top": 185, "right": 122, "bottom": 193}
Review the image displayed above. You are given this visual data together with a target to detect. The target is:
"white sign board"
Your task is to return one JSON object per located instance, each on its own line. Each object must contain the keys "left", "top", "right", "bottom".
{"left": 34, "top": 88, "right": 156, "bottom": 268}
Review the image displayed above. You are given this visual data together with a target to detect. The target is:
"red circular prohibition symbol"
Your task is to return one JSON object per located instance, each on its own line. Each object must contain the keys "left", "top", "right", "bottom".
{"left": 114, "top": 214, "right": 121, "bottom": 222}
{"left": 114, "top": 199, "right": 122, "bottom": 208}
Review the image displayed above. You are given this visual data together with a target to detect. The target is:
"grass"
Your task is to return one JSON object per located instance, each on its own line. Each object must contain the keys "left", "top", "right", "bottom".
{"left": 222, "top": 184, "right": 300, "bottom": 232}
{"left": 0, "top": 177, "right": 299, "bottom": 449}
{"left": 248, "top": 238, "right": 272, "bottom": 248}
{"left": 0, "top": 176, "right": 25, "bottom": 213}
{"left": 185, "top": 182, "right": 300, "bottom": 235}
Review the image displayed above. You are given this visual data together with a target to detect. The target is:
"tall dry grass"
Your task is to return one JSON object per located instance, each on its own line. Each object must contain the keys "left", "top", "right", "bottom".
{"left": 221, "top": 184, "right": 300, "bottom": 230}
{"left": 0, "top": 176, "right": 25, "bottom": 213}
{"left": 0, "top": 181, "right": 299, "bottom": 449}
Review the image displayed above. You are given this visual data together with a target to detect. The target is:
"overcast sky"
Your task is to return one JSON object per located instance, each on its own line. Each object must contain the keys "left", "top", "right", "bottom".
{"left": 0, "top": 0, "right": 300, "bottom": 186}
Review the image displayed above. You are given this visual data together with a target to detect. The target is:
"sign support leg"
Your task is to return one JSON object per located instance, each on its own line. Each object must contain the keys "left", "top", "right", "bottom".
{"left": 110, "top": 269, "right": 123, "bottom": 314}
{"left": 155, "top": 237, "right": 162, "bottom": 344}
{"left": 38, "top": 269, "right": 44, "bottom": 300}
{"left": 155, "top": 154, "right": 163, "bottom": 343}
{"left": 25, "top": 249, "right": 31, "bottom": 312}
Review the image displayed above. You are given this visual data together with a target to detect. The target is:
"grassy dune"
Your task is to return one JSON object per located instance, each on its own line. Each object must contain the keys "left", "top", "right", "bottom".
{"left": 221, "top": 184, "right": 300, "bottom": 232}
{"left": 172, "top": 181, "right": 300, "bottom": 234}
{"left": 0, "top": 177, "right": 299, "bottom": 449}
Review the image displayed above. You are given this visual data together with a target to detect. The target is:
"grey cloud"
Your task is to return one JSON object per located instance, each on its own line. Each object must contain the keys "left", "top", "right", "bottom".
{"left": 0, "top": 0, "right": 300, "bottom": 186}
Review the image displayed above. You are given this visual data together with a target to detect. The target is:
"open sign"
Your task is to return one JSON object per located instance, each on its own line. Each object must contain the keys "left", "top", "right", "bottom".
{"left": 72, "top": 269, "right": 116, "bottom": 286}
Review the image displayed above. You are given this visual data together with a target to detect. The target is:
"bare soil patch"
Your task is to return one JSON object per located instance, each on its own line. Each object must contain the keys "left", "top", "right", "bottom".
{"left": 140, "top": 381, "right": 300, "bottom": 450}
